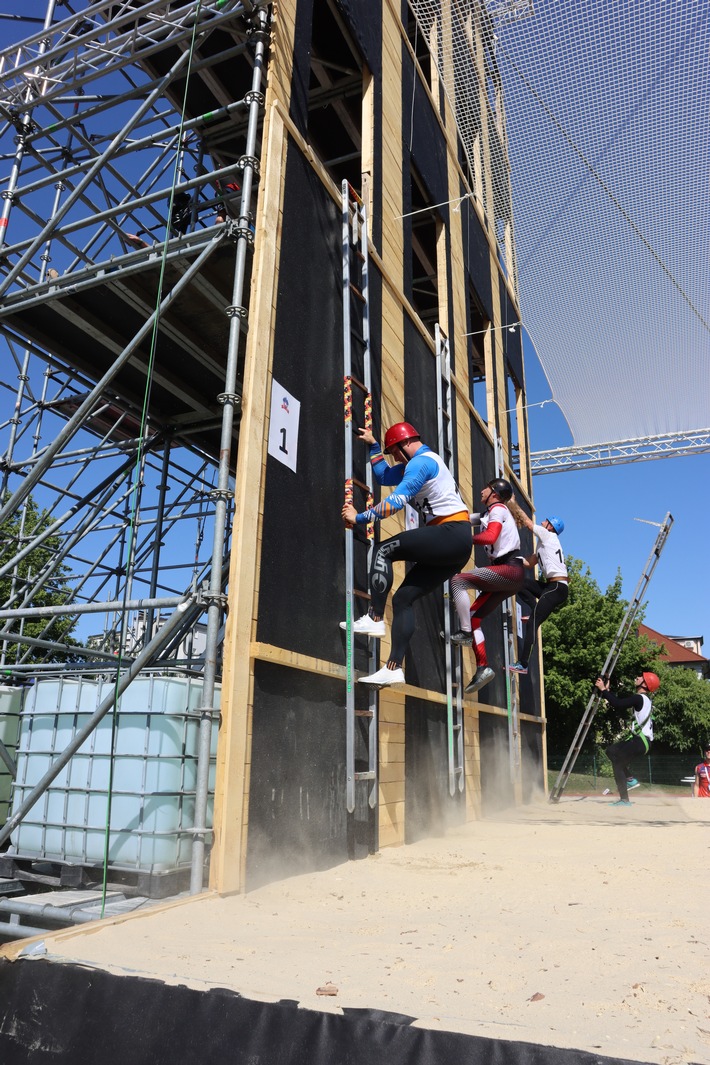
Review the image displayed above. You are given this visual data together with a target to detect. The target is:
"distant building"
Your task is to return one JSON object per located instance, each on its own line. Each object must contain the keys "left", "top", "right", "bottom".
{"left": 638, "top": 624, "right": 709, "bottom": 680}
{"left": 664, "top": 635, "right": 705, "bottom": 658}
{"left": 87, "top": 612, "right": 208, "bottom": 663}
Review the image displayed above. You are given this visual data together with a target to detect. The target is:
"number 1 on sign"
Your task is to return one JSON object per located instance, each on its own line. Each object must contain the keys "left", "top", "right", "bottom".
{"left": 267, "top": 380, "right": 300, "bottom": 473}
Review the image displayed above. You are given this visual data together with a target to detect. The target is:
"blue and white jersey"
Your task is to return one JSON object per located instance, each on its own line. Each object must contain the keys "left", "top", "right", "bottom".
{"left": 355, "top": 444, "right": 467, "bottom": 525}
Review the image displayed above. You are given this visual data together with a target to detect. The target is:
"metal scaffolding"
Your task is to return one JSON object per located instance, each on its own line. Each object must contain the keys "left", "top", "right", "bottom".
{"left": 530, "top": 429, "right": 710, "bottom": 476}
{"left": 0, "top": 0, "right": 271, "bottom": 893}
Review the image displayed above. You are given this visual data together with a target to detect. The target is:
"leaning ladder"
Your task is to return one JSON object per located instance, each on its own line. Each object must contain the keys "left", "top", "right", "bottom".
{"left": 342, "top": 180, "right": 378, "bottom": 816}
{"left": 435, "top": 325, "right": 465, "bottom": 795}
{"left": 548, "top": 511, "right": 674, "bottom": 803}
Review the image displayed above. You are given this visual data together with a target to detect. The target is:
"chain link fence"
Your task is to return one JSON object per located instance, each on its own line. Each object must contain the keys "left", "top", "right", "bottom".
{"left": 547, "top": 750, "right": 700, "bottom": 790}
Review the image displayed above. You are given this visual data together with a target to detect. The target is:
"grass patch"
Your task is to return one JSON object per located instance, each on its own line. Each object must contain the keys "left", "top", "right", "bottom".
{"left": 547, "top": 769, "right": 692, "bottom": 795}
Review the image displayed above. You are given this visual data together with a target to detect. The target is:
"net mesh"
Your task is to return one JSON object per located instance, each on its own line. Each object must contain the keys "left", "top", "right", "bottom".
{"left": 409, "top": 0, "right": 710, "bottom": 447}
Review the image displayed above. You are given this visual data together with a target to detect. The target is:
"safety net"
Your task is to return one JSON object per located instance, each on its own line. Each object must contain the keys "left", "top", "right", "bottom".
{"left": 409, "top": 0, "right": 710, "bottom": 448}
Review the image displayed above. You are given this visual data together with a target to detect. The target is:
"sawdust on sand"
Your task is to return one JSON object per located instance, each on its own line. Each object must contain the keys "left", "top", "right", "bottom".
{"left": 6, "top": 793, "right": 710, "bottom": 1065}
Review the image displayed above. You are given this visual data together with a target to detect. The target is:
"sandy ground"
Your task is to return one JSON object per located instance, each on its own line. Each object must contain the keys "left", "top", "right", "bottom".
{"left": 5, "top": 792, "right": 710, "bottom": 1065}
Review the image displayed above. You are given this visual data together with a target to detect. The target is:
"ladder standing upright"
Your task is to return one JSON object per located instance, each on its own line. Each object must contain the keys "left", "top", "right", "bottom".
{"left": 549, "top": 511, "right": 674, "bottom": 803}
{"left": 435, "top": 325, "right": 465, "bottom": 795}
{"left": 342, "top": 180, "right": 378, "bottom": 818}
{"left": 494, "top": 433, "right": 520, "bottom": 785}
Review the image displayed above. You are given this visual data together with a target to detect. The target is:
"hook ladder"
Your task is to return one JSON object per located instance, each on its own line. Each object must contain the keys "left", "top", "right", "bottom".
{"left": 494, "top": 432, "right": 520, "bottom": 785}
{"left": 435, "top": 325, "right": 465, "bottom": 795}
{"left": 342, "top": 180, "right": 378, "bottom": 818}
{"left": 549, "top": 511, "right": 674, "bottom": 803}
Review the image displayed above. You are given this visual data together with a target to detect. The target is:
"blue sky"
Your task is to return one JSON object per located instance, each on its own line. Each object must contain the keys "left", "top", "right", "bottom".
{"left": 523, "top": 341, "right": 709, "bottom": 647}
{"left": 0, "top": 4, "right": 707, "bottom": 654}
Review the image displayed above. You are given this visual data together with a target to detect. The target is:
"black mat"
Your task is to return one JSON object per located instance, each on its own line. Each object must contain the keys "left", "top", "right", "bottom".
{"left": 0, "top": 957, "right": 654, "bottom": 1065}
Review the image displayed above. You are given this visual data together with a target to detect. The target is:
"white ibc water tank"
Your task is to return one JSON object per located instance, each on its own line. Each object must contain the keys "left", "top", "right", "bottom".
{"left": 0, "top": 685, "right": 24, "bottom": 826}
{"left": 9, "top": 673, "right": 220, "bottom": 873}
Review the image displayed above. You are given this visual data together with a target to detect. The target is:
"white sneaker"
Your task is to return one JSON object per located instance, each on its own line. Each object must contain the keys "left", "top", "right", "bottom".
{"left": 358, "top": 666, "right": 405, "bottom": 687}
{"left": 464, "top": 666, "right": 495, "bottom": 693}
{"left": 339, "top": 615, "right": 386, "bottom": 638}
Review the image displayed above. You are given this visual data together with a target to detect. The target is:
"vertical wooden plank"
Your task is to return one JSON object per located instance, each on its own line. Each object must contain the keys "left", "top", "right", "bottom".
{"left": 210, "top": 96, "right": 290, "bottom": 893}
{"left": 377, "top": 0, "right": 406, "bottom": 847}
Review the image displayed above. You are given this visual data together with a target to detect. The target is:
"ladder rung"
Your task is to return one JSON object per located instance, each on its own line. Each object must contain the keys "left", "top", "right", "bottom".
{"left": 354, "top": 588, "right": 371, "bottom": 601}
{"left": 349, "top": 374, "right": 368, "bottom": 393}
{"left": 355, "top": 709, "right": 374, "bottom": 718}
{"left": 349, "top": 282, "right": 366, "bottom": 303}
{"left": 354, "top": 771, "right": 376, "bottom": 781}
{"left": 350, "top": 476, "right": 370, "bottom": 492}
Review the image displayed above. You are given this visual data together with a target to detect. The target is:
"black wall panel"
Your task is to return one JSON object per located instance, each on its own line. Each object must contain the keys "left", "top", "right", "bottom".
{"left": 338, "top": 0, "right": 382, "bottom": 72}
{"left": 401, "top": 314, "right": 447, "bottom": 694}
{"left": 473, "top": 616, "right": 506, "bottom": 708}
{"left": 469, "top": 414, "right": 494, "bottom": 500}
{"left": 403, "top": 314, "right": 438, "bottom": 446}
{"left": 290, "top": 0, "right": 313, "bottom": 136}
{"left": 460, "top": 196, "right": 493, "bottom": 321}
{"left": 258, "top": 139, "right": 381, "bottom": 668}
{"left": 518, "top": 656, "right": 541, "bottom": 716}
{"left": 521, "top": 719, "right": 544, "bottom": 803}
{"left": 247, "top": 661, "right": 372, "bottom": 889}
{"left": 467, "top": 417, "right": 507, "bottom": 708}
{"left": 479, "top": 711, "right": 514, "bottom": 815}
{"left": 501, "top": 286, "right": 524, "bottom": 386}
{"left": 405, "top": 695, "right": 463, "bottom": 842}
{"left": 402, "top": 58, "right": 449, "bottom": 211}
{"left": 514, "top": 499, "right": 542, "bottom": 718}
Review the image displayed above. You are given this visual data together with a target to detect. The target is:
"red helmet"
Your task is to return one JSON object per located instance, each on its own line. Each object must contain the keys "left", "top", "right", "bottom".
{"left": 641, "top": 671, "right": 660, "bottom": 693}
{"left": 384, "top": 422, "right": 420, "bottom": 453}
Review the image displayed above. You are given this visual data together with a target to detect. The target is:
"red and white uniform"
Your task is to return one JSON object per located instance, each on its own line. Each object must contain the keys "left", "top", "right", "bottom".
{"left": 481, "top": 503, "right": 521, "bottom": 561}
{"left": 451, "top": 503, "right": 525, "bottom": 668}
{"left": 694, "top": 761, "right": 710, "bottom": 798}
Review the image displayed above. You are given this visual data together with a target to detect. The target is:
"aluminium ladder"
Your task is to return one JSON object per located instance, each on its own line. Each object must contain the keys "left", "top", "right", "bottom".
{"left": 494, "top": 433, "right": 520, "bottom": 785}
{"left": 435, "top": 325, "right": 465, "bottom": 795}
{"left": 342, "top": 180, "right": 378, "bottom": 818}
{"left": 548, "top": 511, "right": 674, "bottom": 803}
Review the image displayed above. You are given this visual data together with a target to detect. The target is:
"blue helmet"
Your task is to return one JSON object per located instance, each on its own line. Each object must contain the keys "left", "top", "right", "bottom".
{"left": 546, "top": 515, "right": 564, "bottom": 535}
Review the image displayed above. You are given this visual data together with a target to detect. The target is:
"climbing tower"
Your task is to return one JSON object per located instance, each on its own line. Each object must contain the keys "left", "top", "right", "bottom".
{"left": 0, "top": 0, "right": 543, "bottom": 898}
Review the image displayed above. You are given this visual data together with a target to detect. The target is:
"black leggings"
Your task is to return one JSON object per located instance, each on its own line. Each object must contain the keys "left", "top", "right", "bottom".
{"left": 516, "top": 579, "right": 568, "bottom": 667}
{"left": 369, "top": 521, "right": 472, "bottom": 665}
{"left": 605, "top": 734, "right": 647, "bottom": 802}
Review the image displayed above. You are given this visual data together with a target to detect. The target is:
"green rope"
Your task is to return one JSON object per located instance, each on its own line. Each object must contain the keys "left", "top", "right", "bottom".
{"left": 100, "top": 1, "right": 205, "bottom": 917}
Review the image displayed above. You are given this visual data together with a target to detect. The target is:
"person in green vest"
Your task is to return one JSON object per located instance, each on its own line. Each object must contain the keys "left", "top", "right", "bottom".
{"left": 594, "top": 672, "right": 659, "bottom": 806}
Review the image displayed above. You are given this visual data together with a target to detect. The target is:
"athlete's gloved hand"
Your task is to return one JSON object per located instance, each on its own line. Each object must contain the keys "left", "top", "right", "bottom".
{"left": 356, "top": 427, "right": 376, "bottom": 446}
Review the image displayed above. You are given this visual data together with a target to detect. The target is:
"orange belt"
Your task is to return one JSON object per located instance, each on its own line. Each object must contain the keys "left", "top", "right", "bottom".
{"left": 428, "top": 511, "right": 469, "bottom": 526}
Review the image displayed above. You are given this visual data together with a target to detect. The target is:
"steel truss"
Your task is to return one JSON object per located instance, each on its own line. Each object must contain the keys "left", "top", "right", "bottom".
{"left": 530, "top": 429, "right": 710, "bottom": 475}
{"left": 0, "top": 0, "right": 271, "bottom": 892}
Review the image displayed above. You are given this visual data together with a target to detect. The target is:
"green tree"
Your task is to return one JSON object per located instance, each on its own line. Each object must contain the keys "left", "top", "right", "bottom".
{"left": 0, "top": 496, "right": 78, "bottom": 663}
{"left": 651, "top": 662, "right": 710, "bottom": 753}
